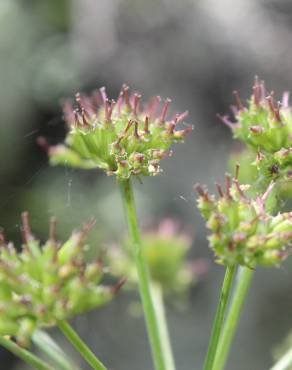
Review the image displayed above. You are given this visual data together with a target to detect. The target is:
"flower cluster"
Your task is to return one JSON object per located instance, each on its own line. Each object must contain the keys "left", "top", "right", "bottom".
{"left": 195, "top": 169, "right": 292, "bottom": 267}
{"left": 0, "top": 213, "right": 120, "bottom": 346}
{"left": 228, "top": 147, "right": 292, "bottom": 202}
{"left": 219, "top": 78, "right": 292, "bottom": 185}
{"left": 41, "top": 85, "right": 192, "bottom": 179}
{"left": 108, "top": 219, "right": 207, "bottom": 295}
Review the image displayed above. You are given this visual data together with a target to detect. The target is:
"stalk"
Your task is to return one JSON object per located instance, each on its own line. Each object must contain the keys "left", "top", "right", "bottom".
{"left": 0, "top": 335, "right": 53, "bottom": 370}
{"left": 151, "top": 282, "right": 176, "bottom": 370}
{"left": 32, "top": 329, "right": 78, "bottom": 370}
{"left": 270, "top": 347, "right": 292, "bottom": 370}
{"left": 58, "top": 321, "right": 107, "bottom": 370}
{"left": 213, "top": 266, "right": 255, "bottom": 370}
{"left": 119, "top": 179, "right": 168, "bottom": 370}
{"left": 203, "top": 265, "right": 236, "bottom": 370}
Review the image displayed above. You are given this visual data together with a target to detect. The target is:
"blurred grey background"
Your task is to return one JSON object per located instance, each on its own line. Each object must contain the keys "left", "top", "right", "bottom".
{"left": 1, "top": 0, "right": 292, "bottom": 369}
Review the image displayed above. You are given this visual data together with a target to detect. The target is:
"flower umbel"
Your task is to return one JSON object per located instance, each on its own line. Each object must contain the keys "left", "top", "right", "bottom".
{"left": 0, "top": 213, "right": 120, "bottom": 346}
{"left": 195, "top": 168, "right": 292, "bottom": 267}
{"left": 220, "top": 78, "right": 292, "bottom": 152}
{"left": 42, "top": 85, "right": 192, "bottom": 179}
{"left": 219, "top": 78, "right": 292, "bottom": 184}
{"left": 108, "top": 219, "right": 206, "bottom": 295}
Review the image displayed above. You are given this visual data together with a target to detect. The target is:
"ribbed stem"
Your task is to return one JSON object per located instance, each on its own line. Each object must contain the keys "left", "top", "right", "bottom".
{"left": 0, "top": 335, "right": 53, "bottom": 370}
{"left": 203, "top": 265, "right": 237, "bottom": 370}
{"left": 270, "top": 347, "right": 292, "bottom": 370}
{"left": 213, "top": 266, "right": 255, "bottom": 370}
{"left": 151, "top": 282, "right": 176, "bottom": 370}
{"left": 58, "top": 321, "right": 107, "bottom": 370}
{"left": 32, "top": 329, "right": 78, "bottom": 370}
{"left": 119, "top": 179, "right": 167, "bottom": 370}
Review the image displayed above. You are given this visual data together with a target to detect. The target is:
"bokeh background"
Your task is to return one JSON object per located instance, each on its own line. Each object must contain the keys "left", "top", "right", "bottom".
{"left": 1, "top": 0, "right": 292, "bottom": 369}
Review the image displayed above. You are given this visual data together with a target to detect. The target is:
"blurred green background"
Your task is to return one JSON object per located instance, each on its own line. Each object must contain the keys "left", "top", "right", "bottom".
{"left": 1, "top": 0, "right": 292, "bottom": 369}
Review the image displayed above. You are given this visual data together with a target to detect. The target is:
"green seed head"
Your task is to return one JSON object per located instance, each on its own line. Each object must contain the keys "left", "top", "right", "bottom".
{"left": 108, "top": 219, "right": 207, "bottom": 295}
{"left": 219, "top": 78, "right": 292, "bottom": 185}
{"left": 42, "top": 85, "right": 192, "bottom": 179}
{"left": 196, "top": 169, "right": 292, "bottom": 267}
{"left": 0, "top": 213, "right": 121, "bottom": 345}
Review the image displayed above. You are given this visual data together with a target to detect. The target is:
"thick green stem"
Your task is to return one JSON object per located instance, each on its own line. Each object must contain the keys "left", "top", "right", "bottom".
{"left": 0, "top": 335, "right": 53, "bottom": 370}
{"left": 203, "top": 265, "right": 237, "bottom": 370}
{"left": 151, "top": 282, "right": 176, "bottom": 370}
{"left": 270, "top": 347, "right": 292, "bottom": 370}
{"left": 58, "top": 321, "right": 107, "bottom": 370}
{"left": 32, "top": 329, "right": 78, "bottom": 370}
{"left": 213, "top": 266, "right": 255, "bottom": 370}
{"left": 119, "top": 179, "right": 167, "bottom": 370}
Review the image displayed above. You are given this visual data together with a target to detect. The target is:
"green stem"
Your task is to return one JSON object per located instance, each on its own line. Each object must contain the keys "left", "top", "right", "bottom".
{"left": 270, "top": 347, "right": 292, "bottom": 370}
{"left": 203, "top": 265, "right": 237, "bottom": 370}
{"left": 58, "top": 321, "right": 107, "bottom": 370}
{"left": 151, "top": 282, "right": 176, "bottom": 370}
{"left": 213, "top": 266, "right": 255, "bottom": 370}
{"left": 32, "top": 329, "right": 78, "bottom": 370}
{"left": 0, "top": 335, "right": 53, "bottom": 370}
{"left": 119, "top": 179, "right": 167, "bottom": 370}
